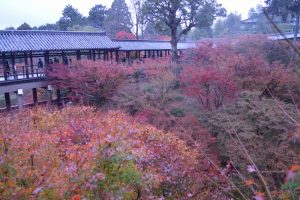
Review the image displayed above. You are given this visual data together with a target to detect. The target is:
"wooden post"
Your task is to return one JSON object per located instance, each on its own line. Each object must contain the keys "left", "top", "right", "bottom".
{"left": 62, "top": 51, "right": 65, "bottom": 64}
{"left": 16, "top": 89, "right": 24, "bottom": 109}
{"left": 115, "top": 50, "right": 119, "bottom": 63}
{"left": 2, "top": 53, "right": 7, "bottom": 81}
{"left": 32, "top": 88, "right": 38, "bottom": 105}
{"left": 46, "top": 85, "right": 52, "bottom": 105}
{"left": 76, "top": 50, "right": 81, "bottom": 60}
{"left": 110, "top": 51, "right": 113, "bottom": 61}
{"left": 30, "top": 51, "right": 34, "bottom": 75}
{"left": 24, "top": 52, "right": 29, "bottom": 78}
{"left": 135, "top": 51, "right": 138, "bottom": 59}
{"left": 11, "top": 53, "right": 16, "bottom": 80}
{"left": 89, "top": 50, "right": 92, "bottom": 60}
{"left": 126, "top": 51, "right": 131, "bottom": 65}
{"left": 98, "top": 50, "right": 101, "bottom": 59}
{"left": 4, "top": 93, "right": 11, "bottom": 111}
{"left": 92, "top": 50, "right": 96, "bottom": 61}
{"left": 152, "top": 50, "right": 155, "bottom": 58}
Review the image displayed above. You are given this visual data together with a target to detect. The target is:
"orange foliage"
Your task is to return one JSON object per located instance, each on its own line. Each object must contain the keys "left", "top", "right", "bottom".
{"left": 0, "top": 106, "right": 201, "bottom": 199}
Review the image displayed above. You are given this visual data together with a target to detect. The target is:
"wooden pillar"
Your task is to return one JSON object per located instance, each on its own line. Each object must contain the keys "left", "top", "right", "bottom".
{"left": 32, "top": 88, "right": 38, "bottom": 105}
{"left": 89, "top": 50, "right": 92, "bottom": 60}
{"left": 46, "top": 85, "right": 52, "bottom": 105}
{"left": 62, "top": 51, "right": 65, "bottom": 64}
{"left": 152, "top": 50, "right": 155, "bottom": 58}
{"left": 4, "top": 93, "right": 11, "bottom": 111}
{"left": 44, "top": 51, "right": 49, "bottom": 66}
{"left": 147, "top": 50, "right": 151, "bottom": 58}
{"left": 11, "top": 53, "right": 16, "bottom": 79}
{"left": 30, "top": 51, "right": 34, "bottom": 75}
{"left": 24, "top": 52, "right": 29, "bottom": 78}
{"left": 76, "top": 50, "right": 81, "bottom": 60}
{"left": 16, "top": 89, "right": 24, "bottom": 109}
{"left": 135, "top": 51, "right": 138, "bottom": 59}
{"left": 98, "top": 50, "right": 101, "bottom": 59}
{"left": 110, "top": 51, "right": 113, "bottom": 61}
{"left": 92, "top": 50, "right": 96, "bottom": 61}
{"left": 126, "top": 51, "right": 131, "bottom": 65}
{"left": 2, "top": 53, "right": 7, "bottom": 81}
{"left": 115, "top": 50, "right": 119, "bottom": 63}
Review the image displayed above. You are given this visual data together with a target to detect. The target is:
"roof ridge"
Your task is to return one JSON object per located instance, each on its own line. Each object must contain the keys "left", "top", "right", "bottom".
{"left": 0, "top": 30, "right": 107, "bottom": 36}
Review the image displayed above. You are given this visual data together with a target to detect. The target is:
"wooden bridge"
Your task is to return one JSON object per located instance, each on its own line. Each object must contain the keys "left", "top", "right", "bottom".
{"left": 0, "top": 30, "right": 195, "bottom": 111}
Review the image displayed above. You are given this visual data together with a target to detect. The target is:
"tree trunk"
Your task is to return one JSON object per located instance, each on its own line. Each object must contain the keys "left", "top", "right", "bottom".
{"left": 293, "top": 13, "right": 300, "bottom": 45}
{"left": 135, "top": 13, "right": 139, "bottom": 39}
{"left": 170, "top": 31, "right": 178, "bottom": 63}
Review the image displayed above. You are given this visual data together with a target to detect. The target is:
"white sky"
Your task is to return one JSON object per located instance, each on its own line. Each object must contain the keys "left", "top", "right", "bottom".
{"left": 0, "top": 0, "right": 264, "bottom": 29}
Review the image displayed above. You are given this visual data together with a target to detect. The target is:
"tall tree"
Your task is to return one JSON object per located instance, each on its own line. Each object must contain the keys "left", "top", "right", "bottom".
{"left": 142, "top": 0, "right": 226, "bottom": 62}
{"left": 129, "top": 0, "right": 147, "bottom": 38}
{"left": 213, "top": 13, "right": 241, "bottom": 37}
{"left": 265, "top": 0, "right": 300, "bottom": 44}
{"left": 104, "top": 0, "right": 133, "bottom": 37}
{"left": 88, "top": 4, "right": 107, "bottom": 29}
{"left": 58, "top": 5, "right": 85, "bottom": 31}
{"left": 17, "top": 22, "right": 32, "bottom": 30}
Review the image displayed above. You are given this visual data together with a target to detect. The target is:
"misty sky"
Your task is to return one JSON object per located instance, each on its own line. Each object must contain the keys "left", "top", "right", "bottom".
{"left": 0, "top": 0, "right": 264, "bottom": 29}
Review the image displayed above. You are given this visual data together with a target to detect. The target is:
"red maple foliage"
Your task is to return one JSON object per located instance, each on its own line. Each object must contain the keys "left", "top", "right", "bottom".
{"left": 115, "top": 31, "right": 136, "bottom": 39}
{"left": 47, "top": 60, "right": 128, "bottom": 105}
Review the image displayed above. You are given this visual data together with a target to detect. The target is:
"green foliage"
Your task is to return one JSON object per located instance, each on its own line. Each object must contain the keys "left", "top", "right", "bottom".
{"left": 170, "top": 108, "right": 186, "bottom": 117}
{"left": 281, "top": 173, "right": 300, "bottom": 199}
{"left": 203, "top": 91, "right": 299, "bottom": 187}
{"left": 213, "top": 13, "right": 241, "bottom": 37}
{"left": 57, "top": 5, "right": 85, "bottom": 31}
{"left": 87, "top": 4, "right": 107, "bottom": 29}
{"left": 104, "top": 0, "right": 133, "bottom": 37}
{"left": 95, "top": 153, "right": 142, "bottom": 198}
{"left": 17, "top": 22, "right": 32, "bottom": 30}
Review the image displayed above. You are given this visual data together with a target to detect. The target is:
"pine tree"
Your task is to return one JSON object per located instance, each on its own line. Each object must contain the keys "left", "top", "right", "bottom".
{"left": 104, "top": 0, "right": 133, "bottom": 37}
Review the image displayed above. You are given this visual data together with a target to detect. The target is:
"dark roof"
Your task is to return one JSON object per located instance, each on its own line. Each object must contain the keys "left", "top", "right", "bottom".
{"left": 0, "top": 30, "right": 119, "bottom": 53}
{"left": 268, "top": 32, "right": 300, "bottom": 40}
{"left": 113, "top": 39, "right": 196, "bottom": 51}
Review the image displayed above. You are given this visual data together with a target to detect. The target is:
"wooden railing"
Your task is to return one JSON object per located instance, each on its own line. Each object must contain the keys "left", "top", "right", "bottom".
{"left": 0, "top": 65, "right": 46, "bottom": 81}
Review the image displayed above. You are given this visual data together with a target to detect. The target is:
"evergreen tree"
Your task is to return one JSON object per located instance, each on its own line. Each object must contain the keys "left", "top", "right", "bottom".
{"left": 104, "top": 0, "right": 133, "bottom": 37}
{"left": 58, "top": 5, "right": 85, "bottom": 31}
{"left": 88, "top": 4, "right": 107, "bottom": 29}
{"left": 17, "top": 22, "right": 32, "bottom": 30}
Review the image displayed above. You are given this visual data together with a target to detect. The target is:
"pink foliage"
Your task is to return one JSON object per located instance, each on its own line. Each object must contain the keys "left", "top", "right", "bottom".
{"left": 115, "top": 31, "right": 136, "bottom": 39}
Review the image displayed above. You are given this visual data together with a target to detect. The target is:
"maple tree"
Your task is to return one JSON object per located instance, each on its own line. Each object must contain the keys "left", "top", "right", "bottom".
{"left": 115, "top": 31, "right": 136, "bottom": 39}
{"left": 48, "top": 60, "right": 127, "bottom": 106}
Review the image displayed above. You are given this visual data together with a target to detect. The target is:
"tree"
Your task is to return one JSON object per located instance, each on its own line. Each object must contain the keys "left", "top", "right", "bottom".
{"left": 142, "top": 0, "right": 226, "bottom": 62}
{"left": 115, "top": 31, "right": 136, "bottom": 39}
{"left": 17, "top": 22, "right": 32, "bottom": 30}
{"left": 87, "top": 4, "right": 107, "bottom": 29}
{"left": 57, "top": 5, "right": 85, "bottom": 31}
{"left": 104, "top": 0, "right": 133, "bottom": 37}
{"left": 129, "top": 0, "right": 147, "bottom": 38}
{"left": 38, "top": 23, "right": 59, "bottom": 30}
{"left": 213, "top": 13, "right": 241, "bottom": 37}
{"left": 265, "top": 0, "right": 300, "bottom": 44}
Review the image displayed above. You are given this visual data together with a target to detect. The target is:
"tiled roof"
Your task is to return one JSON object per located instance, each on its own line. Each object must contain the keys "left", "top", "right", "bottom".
{"left": 268, "top": 32, "right": 300, "bottom": 40}
{"left": 0, "top": 30, "right": 119, "bottom": 53}
{"left": 113, "top": 39, "right": 196, "bottom": 51}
